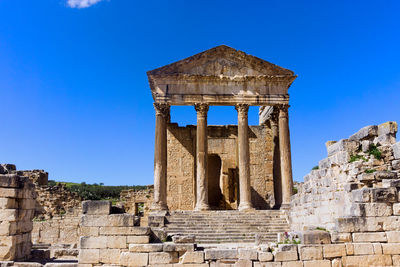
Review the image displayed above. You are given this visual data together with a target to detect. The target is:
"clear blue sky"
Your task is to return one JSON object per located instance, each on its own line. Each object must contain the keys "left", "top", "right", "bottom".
{"left": 1, "top": 0, "right": 399, "bottom": 185}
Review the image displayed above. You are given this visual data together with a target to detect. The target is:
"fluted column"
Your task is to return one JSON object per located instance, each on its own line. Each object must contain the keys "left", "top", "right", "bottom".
{"left": 195, "top": 103, "right": 210, "bottom": 211}
{"left": 278, "top": 104, "right": 293, "bottom": 208}
{"left": 236, "top": 104, "right": 253, "bottom": 211}
{"left": 271, "top": 108, "right": 282, "bottom": 208}
{"left": 152, "top": 103, "right": 169, "bottom": 211}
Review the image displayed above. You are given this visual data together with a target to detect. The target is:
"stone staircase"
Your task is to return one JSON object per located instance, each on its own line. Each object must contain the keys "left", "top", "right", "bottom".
{"left": 165, "top": 210, "right": 289, "bottom": 244}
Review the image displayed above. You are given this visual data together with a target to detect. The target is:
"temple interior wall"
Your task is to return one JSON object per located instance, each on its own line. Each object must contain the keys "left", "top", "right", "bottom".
{"left": 166, "top": 123, "right": 274, "bottom": 210}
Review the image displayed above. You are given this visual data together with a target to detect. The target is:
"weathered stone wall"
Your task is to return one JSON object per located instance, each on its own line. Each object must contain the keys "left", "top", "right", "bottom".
{"left": 32, "top": 215, "right": 80, "bottom": 245}
{"left": 120, "top": 186, "right": 154, "bottom": 216}
{"left": 167, "top": 123, "right": 274, "bottom": 210}
{"left": 0, "top": 165, "right": 36, "bottom": 261}
{"left": 290, "top": 121, "right": 400, "bottom": 233}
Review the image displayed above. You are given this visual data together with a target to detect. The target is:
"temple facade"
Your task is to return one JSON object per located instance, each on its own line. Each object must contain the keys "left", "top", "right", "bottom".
{"left": 147, "top": 45, "right": 296, "bottom": 211}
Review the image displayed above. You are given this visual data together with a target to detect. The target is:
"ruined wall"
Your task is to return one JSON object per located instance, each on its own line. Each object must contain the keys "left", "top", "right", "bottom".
{"left": 0, "top": 166, "right": 36, "bottom": 261}
{"left": 290, "top": 121, "right": 400, "bottom": 232}
{"left": 120, "top": 186, "right": 154, "bottom": 215}
{"left": 166, "top": 123, "right": 274, "bottom": 210}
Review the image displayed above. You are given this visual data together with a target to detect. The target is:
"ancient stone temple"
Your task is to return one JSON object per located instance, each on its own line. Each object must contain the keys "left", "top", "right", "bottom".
{"left": 147, "top": 45, "right": 297, "bottom": 211}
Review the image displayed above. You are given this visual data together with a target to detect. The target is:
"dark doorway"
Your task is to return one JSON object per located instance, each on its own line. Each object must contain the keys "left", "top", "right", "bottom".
{"left": 207, "top": 154, "right": 222, "bottom": 208}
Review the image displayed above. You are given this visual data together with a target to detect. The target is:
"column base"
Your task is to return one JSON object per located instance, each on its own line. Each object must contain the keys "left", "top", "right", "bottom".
{"left": 279, "top": 203, "right": 291, "bottom": 210}
{"left": 194, "top": 203, "right": 210, "bottom": 211}
{"left": 151, "top": 202, "right": 168, "bottom": 211}
{"left": 238, "top": 202, "right": 254, "bottom": 211}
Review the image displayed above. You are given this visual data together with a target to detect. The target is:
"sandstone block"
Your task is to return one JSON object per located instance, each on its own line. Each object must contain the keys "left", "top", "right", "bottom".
{"left": 258, "top": 252, "right": 273, "bottom": 262}
{"left": 353, "top": 243, "right": 374, "bottom": 255}
{"left": 352, "top": 188, "right": 371, "bottom": 203}
{"left": 382, "top": 179, "right": 400, "bottom": 188}
{"left": 120, "top": 252, "right": 148, "bottom": 267}
{"left": 99, "top": 248, "right": 120, "bottom": 264}
{"left": 0, "top": 221, "right": 17, "bottom": 236}
{"left": 330, "top": 232, "right": 352, "bottom": 243}
{"left": 106, "top": 236, "right": 126, "bottom": 249}
{"left": 0, "top": 198, "right": 17, "bottom": 209}
{"left": 172, "top": 235, "right": 195, "bottom": 243}
{"left": 357, "top": 173, "right": 374, "bottom": 182}
{"left": 331, "top": 258, "right": 341, "bottom": 267}
{"left": 127, "top": 235, "right": 150, "bottom": 244}
{"left": 352, "top": 232, "right": 387, "bottom": 242}
{"left": 375, "top": 171, "right": 397, "bottom": 180}
{"left": 274, "top": 251, "right": 298, "bottom": 261}
{"left": 99, "top": 226, "right": 149, "bottom": 235}
{"left": 254, "top": 262, "right": 282, "bottom": 267}
{"left": 82, "top": 201, "right": 111, "bottom": 215}
{"left": 204, "top": 249, "right": 238, "bottom": 260}
{"left": 149, "top": 252, "right": 178, "bottom": 265}
{"left": 392, "top": 159, "right": 400, "bottom": 170}
{"left": 129, "top": 243, "right": 163, "bottom": 252}
{"left": 373, "top": 243, "right": 382, "bottom": 255}
{"left": 371, "top": 187, "right": 397, "bottom": 202}
{"left": 303, "top": 260, "right": 330, "bottom": 267}
{"left": 392, "top": 142, "right": 400, "bottom": 159}
{"left": 81, "top": 214, "right": 137, "bottom": 227}
{"left": 386, "top": 231, "right": 400, "bottom": 243}
{"left": 163, "top": 242, "right": 195, "bottom": 252}
{"left": 323, "top": 244, "right": 346, "bottom": 258}
{"left": 327, "top": 139, "right": 359, "bottom": 156}
{"left": 80, "top": 236, "right": 107, "bottom": 249}
{"left": 78, "top": 249, "right": 99, "bottom": 264}
{"left": 0, "top": 188, "right": 18, "bottom": 199}
{"left": 382, "top": 243, "right": 400, "bottom": 254}
{"left": 363, "top": 203, "right": 392, "bottom": 217}
{"left": 79, "top": 227, "right": 99, "bottom": 237}
{"left": 180, "top": 251, "right": 204, "bottom": 264}
{"left": 281, "top": 262, "right": 302, "bottom": 267}
{"left": 0, "top": 174, "right": 19, "bottom": 188}
{"left": 0, "top": 245, "right": 15, "bottom": 261}
{"left": 238, "top": 248, "right": 257, "bottom": 260}
{"left": 393, "top": 255, "right": 400, "bottom": 266}
{"left": 342, "top": 255, "right": 392, "bottom": 266}
{"left": 234, "top": 259, "right": 252, "bottom": 267}
{"left": 298, "top": 245, "right": 322, "bottom": 260}
{"left": 349, "top": 125, "right": 378, "bottom": 141}
{"left": 301, "top": 231, "right": 331, "bottom": 244}
{"left": 378, "top": 121, "right": 398, "bottom": 136}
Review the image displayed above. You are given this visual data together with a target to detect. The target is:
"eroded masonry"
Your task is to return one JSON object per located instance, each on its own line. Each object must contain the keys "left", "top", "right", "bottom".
{"left": 147, "top": 45, "right": 296, "bottom": 211}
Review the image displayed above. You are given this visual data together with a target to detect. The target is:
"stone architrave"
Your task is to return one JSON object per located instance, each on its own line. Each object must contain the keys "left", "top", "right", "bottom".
{"left": 236, "top": 104, "right": 253, "bottom": 211}
{"left": 194, "top": 103, "right": 210, "bottom": 211}
{"left": 278, "top": 104, "right": 293, "bottom": 207}
{"left": 151, "top": 103, "right": 169, "bottom": 210}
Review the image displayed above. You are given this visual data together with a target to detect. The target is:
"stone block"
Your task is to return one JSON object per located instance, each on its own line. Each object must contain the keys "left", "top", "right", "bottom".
{"left": 349, "top": 125, "right": 378, "bottom": 141}
{"left": 233, "top": 259, "right": 252, "bottom": 267}
{"left": 382, "top": 243, "right": 400, "bottom": 254}
{"left": 163, "top": 242, "right": 194, "bottom": 252}
{"left": 352, "top": 232, "right": 387, "bottom": 242}
{"left": 149, "top": 252, "right": 179, "bottom": 265}
{"left": 274, "top": 251, "right": 298, "bottom": 261}
{"left": 303, "top": 260, "right": 330, "bottom": 267}
{"left": 0, "top": 188, "right": 18, "bottom": 198}
{"left": 301, "top": 231, "right": 331, "bottom": 244}
{"left": 82, "top": 201, "right": 111, "bottom": 215}
{"left": 129, "top": 243, "right": 163, "bottom": 252}
{"left": 0, "top": 198, "right": 17, "bottom": 209}
{"left": 106, "top": 236, "right": 127, "bottom": 249}
{"left": 345, "top": 243, "right": 354, "bottom": 255}
{"left": 99, "top": 248, "right": 120, "bottom": 264}
{"left": 342, "top": 255, "right": 393, "bottom": 266}
{"left": 80, "top": 236, "right": 107, "bottom": 249}
{"left": 392, "top": 160, "right": 400, "bottom": 170}
{"left": 0, "top": 174, "right": 19, "bottom": 188}
{"left": 375, "top": 171, "right": 397, "bottom": 180}
{"left": 393, "top": 255, "right": 400, "bottom": 266}
{"left": 386, "top": 231, "right": 400, "bottom": 243}
{"left": 204, "top": 249, "right": 238, "bottom": 260}
{"left": 392, "top": 142, "right": 400, "bottom": 159}
{"left": 323, "top": 244, "right": 346, "bottom": 258}
{"left": 99, "top": 226, "right": 149, "bottom": 235}
{"left": 238, "top": 248, "right": 257, "bottom": 260}
{"left": 172, "top": 235, "right": 195, "bottom": 243}
{"left": 353, "top": 243, "right": 374, "bottom": 255}
{"left": 330, "top": 232, "right": 352, "bottom": 243}
{"left": 258, "top": 252, "right": 273, "bottom": 262}
{"left": 371, "top": 187, "right": 397, "bottom": 202}
{"left": 254, "top": 263, "right": 282, "bottom": 267}
{"left": 352, "top": 188, "right": 371, "bottom": 203}
{"left": 277, "top": 244, "right": 298, "bottom": 252}
{"left": 127, "top": 235, "right": 150, "bottom": 244}
{"left": 79, "top": 227, "right": 99, "bottom": 237}
{"left": 81, "top": 214, "right": 137, "bottom": 227}
{"left": 298, "top": 245, "right": 322, "bottom": 260}
{"left": 378, "top": 121, "right": 398, "bottom": 136}
{"left": 363, "top": 203, "right": 392, "bottom": 217}
{"left": 0, "top": 221, "right": 17, "bottom": 236}
{"left": 382, "top": 179, "right": 400, "bottom": 188}
{"left": 0, "top": 210, "right": 18, "bottom": 222}
{"left": 373, "top": 243, "right": 382, "bottom": 255}
{"left": 327, "top": 139, "right": 359, "bottom": 156}
{"left": 120, "top": 252, "right": 148, "bottom": 266}
{"left": 281, "top": 262, "right": 302, "bottom": 267}
{"left": 181, "top": 251, "right": 204, "bottom": 264}
{"left": 357, "top": 173, "right": 374, "bottom": 182}
{"left": 78, "top": 249, "right": 99, "bottom": 264}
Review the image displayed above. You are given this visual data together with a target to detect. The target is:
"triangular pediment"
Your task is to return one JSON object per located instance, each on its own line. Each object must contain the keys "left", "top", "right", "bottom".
{"left": 148, "top": 45, "right": 294, "bottom": 77}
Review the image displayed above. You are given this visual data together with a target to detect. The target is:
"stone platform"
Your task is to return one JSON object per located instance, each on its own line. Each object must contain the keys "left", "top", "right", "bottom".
{"left": 164, "top": 210, "right": 289, "bottom": 244}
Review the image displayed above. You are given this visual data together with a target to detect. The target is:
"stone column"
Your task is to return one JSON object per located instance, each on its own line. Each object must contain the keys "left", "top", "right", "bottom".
{"left": 271, "top": 108, "right": 282, "bottom": 208}
{"left": 236, "top": 104, "right": 253, "bottom": 211}
{"left": 152, "top": 103, "right": 169, "bottom": 211}
{"left": 278, "top": 104, "right": 293, "bottom": 208}
{"left": 195, "top": 103, "right": 210, "bottom": 211}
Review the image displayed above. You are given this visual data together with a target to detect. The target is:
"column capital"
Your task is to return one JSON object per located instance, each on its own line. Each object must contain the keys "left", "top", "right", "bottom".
{"left": 235, "top": 104, "right": 249, "bottom": 115}
{"left": 154, "top": 103, "right": 170, "bottom": 117}
{"left": 270, "top": 107, "right": 279, "bottom": 123}
{"left": 277, "top": 104, "right": 290, "bottom": 118}
{"left": 194, "top": 103, "right": 209, "bottom": 115}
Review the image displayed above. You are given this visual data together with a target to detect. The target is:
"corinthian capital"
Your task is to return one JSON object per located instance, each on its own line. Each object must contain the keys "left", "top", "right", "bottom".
{"left": 277, "top": 104, "right": 290, "bottom": 118}
{"left": 154, "top": 103, "right": 170, "bottom": 117}
{"left": 194, "top": 103, "right": 209, "bottom": 115}
{"left": 235, "top": 104, "right": 249, "bottom": 115}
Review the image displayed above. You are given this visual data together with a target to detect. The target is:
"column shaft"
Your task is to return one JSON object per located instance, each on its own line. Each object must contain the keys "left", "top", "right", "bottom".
{"left": 271, "top": 108, "right": 282, "bottom": 208}
{"left": 152, "top": 103, "right": 169, "bottom": 210}
{"left": 236, "top": 104, "right": 253, "bottom": 211}
{"left": 278, "top": 105, "right": 293, "bottom": 207}
{"left": 195, "top": 103, "right": 210, "bottom": 211}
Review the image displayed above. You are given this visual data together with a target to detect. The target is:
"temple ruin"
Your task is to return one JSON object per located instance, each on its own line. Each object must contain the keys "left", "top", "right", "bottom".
{"left": 147, "top": 45, "right": 297, "bottom": 211}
